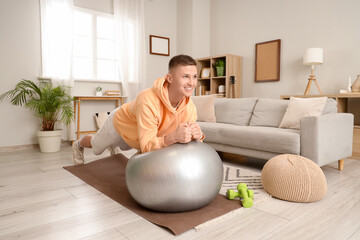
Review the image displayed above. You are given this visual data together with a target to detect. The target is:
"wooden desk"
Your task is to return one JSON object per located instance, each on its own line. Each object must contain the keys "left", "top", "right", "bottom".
{"left": 281, "top": 94, "right": 360, "bottom": 160}
{"left": 73, "top": 96, "right": 127, "bottom": 140}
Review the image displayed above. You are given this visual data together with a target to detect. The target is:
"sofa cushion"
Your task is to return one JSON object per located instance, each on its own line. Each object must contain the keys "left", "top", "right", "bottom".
{"left": 198, "top": 122, "right": 300, "bottom": 155}
{"left": 249, "top": 98, "right": 288, "bottom": 127}
{"left": 249, "top": 98, "right": 336, "bottom": 128}
{"left": 322, "top": 98, "right": 337, "bottom": 114}
{"left": 279, "top": 97, "right": 328, "bottom": 129}
{"left": 191, "top": 95, "right": 216, "bottom": 122}
{"left": 214, "top": 97, "right": 258, "bottom": 126}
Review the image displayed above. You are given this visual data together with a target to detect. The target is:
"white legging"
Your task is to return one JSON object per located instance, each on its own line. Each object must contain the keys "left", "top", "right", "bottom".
{"left": 90, "top": 108, "right": 131, "bottom": 155}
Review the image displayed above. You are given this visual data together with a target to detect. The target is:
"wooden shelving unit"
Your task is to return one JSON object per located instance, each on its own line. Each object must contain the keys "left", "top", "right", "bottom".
{"left": 195, "top": 54, "right": 242, "bottom": 98}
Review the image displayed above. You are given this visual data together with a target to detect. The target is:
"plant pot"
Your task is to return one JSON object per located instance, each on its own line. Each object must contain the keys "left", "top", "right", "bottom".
{"left": 37, "top": 129, "right": 62, "bottom": 153}
{"left": 216, "top": 67, "right": 225, "bottom": 76}
{"left": 96, "top": 91, "right": 102, "bottom": 96}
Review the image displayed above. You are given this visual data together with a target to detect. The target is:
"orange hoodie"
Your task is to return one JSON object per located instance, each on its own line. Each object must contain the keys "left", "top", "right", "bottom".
{"left": 113, "top": 77, "right": 203, "bottom": 153}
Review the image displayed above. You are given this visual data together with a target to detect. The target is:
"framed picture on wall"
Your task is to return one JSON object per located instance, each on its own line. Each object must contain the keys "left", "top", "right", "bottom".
{"left": 149, "top": 35, "right": 170, "bottom": 56}
{"left": 255, "top": 39, "right": 281, "bottom": 82}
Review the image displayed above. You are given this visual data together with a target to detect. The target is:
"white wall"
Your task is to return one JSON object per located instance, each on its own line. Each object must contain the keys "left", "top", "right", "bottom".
{"left": 192, "top": 0, "right": 211, "bottom": 58}
{"left": 210, "top": 0, "right": 360, "bottom": 98}
{"left": 0, "top": 0, "right": 42, "bottom": 147}
{"left": 177, "top": 0, "right": 193, "bottom": 55}
{"left": 144, "top": 0, "right": 177, "bottom": 89}
{"left": 0, "top": 0, "right": 177, "bottom": 148}
{"left": 177, "top": 0, "right": 211, "bottom": 58}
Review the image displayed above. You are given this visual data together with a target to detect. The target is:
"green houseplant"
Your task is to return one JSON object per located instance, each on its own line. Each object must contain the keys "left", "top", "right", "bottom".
{"left": 95, "top": 85, "right": 103, "bottom": 96}
{"left": 0, "top": 79, "right": 74, "bottom": 152}
{"left": 215, "top": 59, "right": 225, "bottom": 76}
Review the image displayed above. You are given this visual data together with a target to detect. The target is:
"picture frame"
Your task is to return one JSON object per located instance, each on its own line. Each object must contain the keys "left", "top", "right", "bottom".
{"left": 255, "top": 39, "right": 281, "bottom": 82}
{"left": 201, "top": 68, "right": 211, "bottom": 78}
{"left": 149, "top": 35, "right": 170, "bottom": 56}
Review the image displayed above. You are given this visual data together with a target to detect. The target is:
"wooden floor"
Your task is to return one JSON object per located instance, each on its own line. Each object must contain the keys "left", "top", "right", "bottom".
{"left": 1, "top": 146, "right": 360, "bottom": 240}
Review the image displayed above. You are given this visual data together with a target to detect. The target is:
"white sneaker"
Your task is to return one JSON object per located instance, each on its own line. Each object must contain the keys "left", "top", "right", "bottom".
{"left": 72, "top": 140, "right": 84, "bottom": 165}
{"left": 107, "top": 146, "right": 121, "bottom": 156}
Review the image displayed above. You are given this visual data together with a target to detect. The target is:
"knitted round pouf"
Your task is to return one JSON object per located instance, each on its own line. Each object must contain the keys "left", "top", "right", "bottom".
{"left": 261, "top": 154, "right": 327, "bottom": 202}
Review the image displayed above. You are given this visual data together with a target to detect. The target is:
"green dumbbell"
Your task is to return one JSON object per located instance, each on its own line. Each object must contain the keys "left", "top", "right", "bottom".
{"left": 237, "top": 183, "right": 254, "bottom": 208}
{"left": 226, "top": 183, "right": 254, "bottom": 208}
{"left": 227, "top": 189, "right": 241, "bottom": 200}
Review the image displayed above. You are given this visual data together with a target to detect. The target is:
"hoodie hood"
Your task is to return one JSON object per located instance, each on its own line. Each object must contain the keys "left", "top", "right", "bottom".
{"left": 152, "top": 77, "right": 190, "bottom": 113}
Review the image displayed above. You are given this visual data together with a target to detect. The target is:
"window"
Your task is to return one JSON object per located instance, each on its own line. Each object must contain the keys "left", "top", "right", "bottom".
{"left": 72, "top": 8, "right": 119, "bottom": 82}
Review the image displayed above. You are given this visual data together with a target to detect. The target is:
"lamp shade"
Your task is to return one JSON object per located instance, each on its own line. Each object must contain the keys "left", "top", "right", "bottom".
{"left": 303, "top": 48, "right": 323, "bottom": 65}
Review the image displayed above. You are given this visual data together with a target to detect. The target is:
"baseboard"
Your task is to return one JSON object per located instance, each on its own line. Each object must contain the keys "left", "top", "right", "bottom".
{"left": 0, "top": 141, "right": 72, "bottom": 153}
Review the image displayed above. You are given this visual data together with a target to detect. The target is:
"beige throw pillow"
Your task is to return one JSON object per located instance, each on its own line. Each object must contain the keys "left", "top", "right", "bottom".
{"left": 279, "top": 97, "right": 328, "bottom": 129}
{"left": 214, "top": 97, "right": 258, "bottom": 126}
{"left": 191, "top": 95, "right": 216, "bottom": 122}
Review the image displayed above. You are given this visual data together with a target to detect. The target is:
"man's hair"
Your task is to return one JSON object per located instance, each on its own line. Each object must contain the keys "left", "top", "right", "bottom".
{"left": 168, "top": 54, "right": 197, "bottom": 72}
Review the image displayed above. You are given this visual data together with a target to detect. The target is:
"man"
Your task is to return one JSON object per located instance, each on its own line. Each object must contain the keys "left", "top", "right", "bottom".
{"left": 72, "top": 54, "right": 204, "bottom": 165}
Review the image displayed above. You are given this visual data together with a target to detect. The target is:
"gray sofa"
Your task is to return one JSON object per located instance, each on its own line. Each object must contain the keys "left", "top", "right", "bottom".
{"left": 197, "top": 97, "right": 354, "bottom": 169}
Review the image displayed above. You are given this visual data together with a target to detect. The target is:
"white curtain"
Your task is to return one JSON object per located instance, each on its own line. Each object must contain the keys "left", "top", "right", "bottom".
{"left": 114, "top": 0, "right": 146, "bottom": 101}
{"left": 40, "top": 0, "right": 75, "bottom": 140}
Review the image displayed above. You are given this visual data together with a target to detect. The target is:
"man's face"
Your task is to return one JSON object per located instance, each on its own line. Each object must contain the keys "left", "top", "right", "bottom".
{"left": 167, "top": 65, "right": 197, "bottom": 98}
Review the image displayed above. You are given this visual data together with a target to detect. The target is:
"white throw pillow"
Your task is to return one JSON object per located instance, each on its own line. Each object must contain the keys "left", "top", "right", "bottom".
{"left": 190, "top": 95, "right": 216, "bottom": 122}
{"left": 279, "top": 97, "right": 328, "bottom": 129}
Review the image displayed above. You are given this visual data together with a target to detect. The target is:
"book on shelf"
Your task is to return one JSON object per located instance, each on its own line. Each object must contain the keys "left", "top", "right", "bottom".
{"left": 105, "top": 90, "right": 121, "bottom": 96}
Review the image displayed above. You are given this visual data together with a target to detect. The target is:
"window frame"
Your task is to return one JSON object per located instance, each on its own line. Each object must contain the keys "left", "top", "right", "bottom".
{"left": 72, "top": 7, "right": 119, "bottom": 83}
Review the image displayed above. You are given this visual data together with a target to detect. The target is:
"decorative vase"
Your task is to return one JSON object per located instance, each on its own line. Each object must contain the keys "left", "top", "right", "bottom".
{"left": 218, "top": 85, "right": 225, "bottom": 94}
{"left": 352, "top": 75, "right": 360, "bottom": 92}
{"left": 347, "top": 76, "right": 352, "bottom": 93}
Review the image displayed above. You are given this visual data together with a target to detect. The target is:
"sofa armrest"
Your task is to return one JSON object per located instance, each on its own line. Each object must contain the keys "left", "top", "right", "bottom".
{"left": 300, "top": 113, "right": 354, "bottom": 166}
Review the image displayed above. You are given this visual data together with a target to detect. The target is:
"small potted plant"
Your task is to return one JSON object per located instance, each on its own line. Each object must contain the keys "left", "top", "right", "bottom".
{"left": 0, "top": 79, "right": 74, "bottom": 153}
{"left": 96, "top": 86, "right": 103, "bottom": 96}
{"left": 215, "top": 59, "right": 225, "bottom": 77}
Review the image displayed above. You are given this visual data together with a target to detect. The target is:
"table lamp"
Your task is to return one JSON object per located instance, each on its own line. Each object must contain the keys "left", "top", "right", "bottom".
{"left": 303, "top": 48, "right": 323, "bottom": 95}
